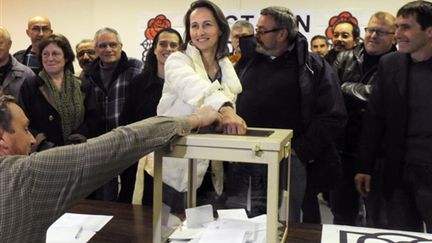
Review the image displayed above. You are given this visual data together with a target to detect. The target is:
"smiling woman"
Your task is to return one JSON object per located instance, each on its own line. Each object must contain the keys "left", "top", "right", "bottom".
{"left": 19, "top": 34, "right": 86, "bottom": 150}
{"left": 120, "top": 28, "right": 183, "bottom": 206}
{"left": 155, "top": 0, "right": 246, "bottom": 211}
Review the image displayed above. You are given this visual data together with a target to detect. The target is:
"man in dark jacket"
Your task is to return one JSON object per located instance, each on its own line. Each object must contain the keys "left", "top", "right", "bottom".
{"left": 13, "top": 16, "right": 52, "bottom": 74}
{"left": 0, "top": 27, "right": 35, "bottom": 100}
{"left": 232, "top": 6, "right": 346, "bottom": 221}
{"left": 332, "top": 11, "right": 397, "bottom": 226}
{"left": 355, "top": 0, "right": 432, "bottom": 232}
{"left": 81, "top": 27, "right": 143, "bottom": 202}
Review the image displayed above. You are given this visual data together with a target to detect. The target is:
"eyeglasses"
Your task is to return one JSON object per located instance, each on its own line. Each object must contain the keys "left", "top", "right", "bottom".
{"left": 255, "top": 28, "right": 283, "bottom": 35}
{"left": 41, "top": 51, "right": 63, "bottom": 58}
{"left": 77, "top": 49, "right": 96, "bottom": 57}
{"left": 30, "top": 25, "right": 51, "bottom": 33}
{"left": 97, "top": 42, "right": 121, "bottom": 49}
{"left": 364, "top": 28, "right": 395, "bottom": 36}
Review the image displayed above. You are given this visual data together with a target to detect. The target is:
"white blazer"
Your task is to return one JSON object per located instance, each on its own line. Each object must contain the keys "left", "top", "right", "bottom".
{"left": 157, "top": 43, "right": 242, "bottom": 192}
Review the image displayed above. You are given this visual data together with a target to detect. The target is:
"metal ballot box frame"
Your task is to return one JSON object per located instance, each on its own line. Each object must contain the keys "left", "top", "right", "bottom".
{"left": 152, "top": 128, "right": 293, "bottom": 243}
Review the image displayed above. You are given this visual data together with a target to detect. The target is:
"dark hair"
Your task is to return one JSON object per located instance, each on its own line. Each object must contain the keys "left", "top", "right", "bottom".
{"left": 38, "top": 34, "right": 75, "bottom": 72}
{"left": 0, "top": 95, "right": 16, "bottom": 133}
{"left": 260, "top": 6, "right": 298, "bottom": 44}
{"left": 143, "top": 28, "right": 183, "bottom": 80}
{"left": 397, "top": 0, "right": 432, "bottom": 30}
{"left": 310, "top": 35, "right": 329, "bottom": 46}
{"left": 334, "top": 21, "right": 361, "bottom": 39}
{"left": 184, "top": 0, "right": 230, "bottom": 59}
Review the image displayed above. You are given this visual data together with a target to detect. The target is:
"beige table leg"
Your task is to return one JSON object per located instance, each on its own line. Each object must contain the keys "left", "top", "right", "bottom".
{"left": 153, "top": 152, "right": 163, "bottom": 243}
{"left": 286, "top": 152, "right": 291, "bottom": 227}
{"left": 267, "top": 160, "right": 280, "bottom": 243}
{"left": 187, "top": 159, "right": 197, "bottom": 208}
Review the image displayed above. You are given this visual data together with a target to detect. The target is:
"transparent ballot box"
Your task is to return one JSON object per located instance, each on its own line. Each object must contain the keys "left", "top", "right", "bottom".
{"left": 152, "top": 128, "right": 293, "bottom": 243}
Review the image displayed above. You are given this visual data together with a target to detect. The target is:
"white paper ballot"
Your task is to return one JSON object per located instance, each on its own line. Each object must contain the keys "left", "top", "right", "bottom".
{"left": 198, "top": 229, "right": 247, "bottom": 243}
{"left": 206, "top": 218, "right": 257, "bottom": 242}
{"left": 185, "top": 204, "right": 214, "bottom": 228}
{"left": 46, "top": 213, "right": 113, "bottom": 243}
{"left": 217, "top": 208, "right": 249, "bottom": 220}
{"left": 168, "top": 221, "right": 203, "bottom": 240}
{"left": 46, "top": 226, "right": 95, "bottom": 243}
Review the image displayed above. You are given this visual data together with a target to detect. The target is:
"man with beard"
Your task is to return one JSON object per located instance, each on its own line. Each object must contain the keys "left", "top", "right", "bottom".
{"left": 75, "top": 39, "right": 96, "bottom": 78}
{"left": 325, "top": 21, "right": 360, "bottom": 65}
{"left": 231, "top": 6, "right": 346, "bottom": 221}
{"left": 13, "top": 16, "right": 53, "bottom": 74}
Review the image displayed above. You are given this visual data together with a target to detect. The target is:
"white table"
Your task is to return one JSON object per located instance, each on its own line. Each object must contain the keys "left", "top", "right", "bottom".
{"left": 152, "top": 128, "right": 293, "bottom": 243}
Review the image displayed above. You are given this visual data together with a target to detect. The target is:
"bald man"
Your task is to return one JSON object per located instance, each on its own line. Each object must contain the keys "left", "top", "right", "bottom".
{"left": 13, "top": 16, "right": 53, "bottom": 74}
{"left": 0, "top": 27, "right": 34, "bottom": 99}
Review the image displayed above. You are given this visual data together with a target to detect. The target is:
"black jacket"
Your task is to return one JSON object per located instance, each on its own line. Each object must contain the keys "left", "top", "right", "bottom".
{"left": 236, "top": 33, "right": 347, "bottom": 190}
{"left": 120, "top": 70, "right": 164, "bottom": 125}
{"left": 80, "top": 51, "right": 143, "bottom": 138}
{"left": 19, "top": 76, "right": 82, "bottom": 146}
{"left": 333, "top": 44, "right": 397, "bottom": 154}
{"left": 357, "top": 52, "right": 413, "bottom": 197}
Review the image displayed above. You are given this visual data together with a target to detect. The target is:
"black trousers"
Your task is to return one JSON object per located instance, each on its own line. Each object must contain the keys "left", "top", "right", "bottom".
{"left": 385, "top": 163, "right": 432, "bottom": 232}
{"left": 330, "top": 154, "right": 359, "bottom": 225}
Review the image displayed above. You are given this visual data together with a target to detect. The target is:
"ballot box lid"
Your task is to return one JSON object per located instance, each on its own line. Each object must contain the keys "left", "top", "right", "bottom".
{"left": 173, "top": 127, "right": 293, "bottom": 151}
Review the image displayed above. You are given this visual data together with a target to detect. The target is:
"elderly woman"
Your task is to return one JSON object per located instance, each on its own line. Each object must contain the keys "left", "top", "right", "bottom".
{"left": 19, "top": 34, "right": 85, "bottom": 150}
{"left": 157, "top": 0, "right": 247, "bottom": 209}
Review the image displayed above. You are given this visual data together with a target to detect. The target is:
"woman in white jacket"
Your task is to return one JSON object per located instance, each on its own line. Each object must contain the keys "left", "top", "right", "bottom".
{"left": 157, "top": 0, "right": 246, "bottom": 209}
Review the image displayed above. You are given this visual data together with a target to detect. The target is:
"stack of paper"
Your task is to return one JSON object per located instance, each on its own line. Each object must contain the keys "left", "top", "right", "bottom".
{"left": 168, "top": 205, "right": 268, "bottom": 243}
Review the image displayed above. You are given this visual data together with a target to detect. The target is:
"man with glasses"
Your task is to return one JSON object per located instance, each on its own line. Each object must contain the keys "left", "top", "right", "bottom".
{"left": 325, "top": 21, "right": 360, "bottom": 65}
{"left": 355, "top": 0, "right": 432, "bottom": 232}
{"left": 75, "top": 39, "right": 96, "bottom": 78}
{"left": 81, "top": 27, "right": 143, "bottom": 202}
{"left": 13, "top": 16, "right": 53, "bottom": 74}
{"left": 232, "top": 6, "right": 346, "bottom": 221}
{"left": 331, "top": 11, "right": 397, "bottom": 227}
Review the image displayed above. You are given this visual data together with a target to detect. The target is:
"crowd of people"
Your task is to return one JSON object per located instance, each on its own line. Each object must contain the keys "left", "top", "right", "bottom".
{"left": 0, "top": 0, "right": 431, "bottom": 240}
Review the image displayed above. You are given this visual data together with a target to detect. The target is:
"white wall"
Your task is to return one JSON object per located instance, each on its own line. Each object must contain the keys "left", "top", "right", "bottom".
{"left": 1, "top": 0, "right": 409, "bottom": 69}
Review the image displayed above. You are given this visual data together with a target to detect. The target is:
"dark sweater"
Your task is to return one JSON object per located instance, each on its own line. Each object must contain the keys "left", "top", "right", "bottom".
{"left": 405, "top": 56, "right": 432, "bottom": 166}
{"left": 236, "top": 48, "right": 304, "bottom": 136}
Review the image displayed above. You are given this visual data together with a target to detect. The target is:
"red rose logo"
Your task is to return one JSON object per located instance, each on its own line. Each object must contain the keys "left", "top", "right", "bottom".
{"left": 325, "top": 11, "right": 359, "bottom": 40}
{"left": 144, "top": 14, "right": 172, "bottom": 40}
